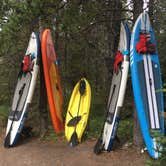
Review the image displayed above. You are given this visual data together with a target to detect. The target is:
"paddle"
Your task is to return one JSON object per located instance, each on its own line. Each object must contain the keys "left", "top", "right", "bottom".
{"left": 67, "top": 116, "right": 81, "bottom": 127}
{"left": 69, "top": 79, "right": 86, "bottom": 147}
{"left": 4, "top": 83, "right": 26, "bottom": 148}
{"left": 67, "top": 80, "right": 86, "bottom": 127}
{"left": 67, "top": 112, "right": 87, "bottom": 127}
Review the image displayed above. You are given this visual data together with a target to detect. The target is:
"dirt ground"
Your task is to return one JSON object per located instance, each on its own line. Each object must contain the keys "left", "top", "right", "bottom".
{"left": 0, "top": 131, "right": 147, "bottom": 166}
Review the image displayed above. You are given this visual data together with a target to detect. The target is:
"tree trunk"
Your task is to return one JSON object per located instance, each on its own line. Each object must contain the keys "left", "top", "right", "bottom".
{"left": 105, "top": 0, "right": 122, "bottom": 78}
{"left": 148, "top": 0, "right": 155, "bottom": 26}
{"left": 107, "top": 0, "right": 122, "bottom": 56}
{"left": 132, "top": 0, "right": 144, "bottom": 147}
{"left": 38, "top": 18, "right": 48, "bottom": 137}
{"left": 133, "top": 105, "right": 144, "bottom": 147}
{"left": 133, "top": 0, "right": 144, "bottom": 23}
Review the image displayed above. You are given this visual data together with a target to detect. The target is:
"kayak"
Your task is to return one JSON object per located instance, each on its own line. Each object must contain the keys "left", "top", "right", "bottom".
{"left": 4, "top": 32, "right": 40, "bottom": 147}
{"left": 94, "top": 22, "right": 130, "bottom": 154}
{"left": 41, "top": 29, "right": 64, "bottom": 133}
{"left": 65, "top": 78, "right": 91, "bottom": 147}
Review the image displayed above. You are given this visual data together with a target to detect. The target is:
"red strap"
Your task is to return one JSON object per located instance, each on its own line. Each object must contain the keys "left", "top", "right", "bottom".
{"left": 136, "top": 33, "right": 156, "bottom": 54}
{"left": 146, "top": 40, "right": 156, "bottom": 54}
{"left": 136, "top": 34, "right": 147, "bottom": 53}
{"left": 23, "top": 55, "right": 31, "bottom": 72}
{"left": 113, "top": 51, "right": 123, "bottom": 73}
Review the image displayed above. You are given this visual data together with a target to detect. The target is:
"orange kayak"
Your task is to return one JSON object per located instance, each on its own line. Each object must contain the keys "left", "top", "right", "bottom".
{"left": 41, "top": 29, "right": 64, "bottom": 133}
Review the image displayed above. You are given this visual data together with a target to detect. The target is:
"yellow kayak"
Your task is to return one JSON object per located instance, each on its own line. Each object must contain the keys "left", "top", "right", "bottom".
{"left": 65, "top": 78, "right": 91, "bottom": 146}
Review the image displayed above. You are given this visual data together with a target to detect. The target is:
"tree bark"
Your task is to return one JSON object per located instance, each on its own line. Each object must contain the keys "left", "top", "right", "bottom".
{"left": 39, "top": 18, "right": 48, "bottom": 137}
{"left": 148, "top": 0, "right": 155, "bottom": 26}
{"left": 133, "top": 105, "right": 144, "bottom": 147}
{"left": 107, "top": 0, "right": 122, "bottom": 56}
{"left": 105, "top": 0, "right": 122, "bottom": 78}
{"left": 133, "top": 0, "right": 144, "bottom": 23}
{"left": 132, "top": 0, "right": 144, "bottom": 147}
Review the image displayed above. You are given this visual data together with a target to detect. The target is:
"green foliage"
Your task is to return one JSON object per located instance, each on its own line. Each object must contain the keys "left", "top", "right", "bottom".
{"left": 87, "top": 92, "right": 106, "bottom": 138}
{"left": 158, "top": 141, "right": 166, "bottom": 165}
{"left": 117, "top": 118, "right": 133, "bottom": 142}
{"left": 0, "top": 105, "right": 9, "bottom": 118}
{"left": 153, "top": 0, "right": 166, "bottom": 82}
{"left": 0, "top": 105, "right": 9, "bottom": 131}
{"left": 145, "top": 131, "right": 166, "bottom": 166}
{"left": 40, "top": 126, "right": 61, "bottom": 142}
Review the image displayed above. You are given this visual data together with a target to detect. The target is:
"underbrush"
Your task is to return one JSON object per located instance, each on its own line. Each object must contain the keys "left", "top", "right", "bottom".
{"left": 0, "top": 105, "right": 9, "bottom": 131}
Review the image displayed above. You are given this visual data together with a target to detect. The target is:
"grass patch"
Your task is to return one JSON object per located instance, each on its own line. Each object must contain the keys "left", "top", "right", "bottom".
{"left": 40, "top": 126, "right": 64, "bottom": 142}
{"left": 87, "top": 92, "right": 106, "bottom": 139}
{"left": 117, "top": 118, "right": 133, "bottom": 143}
{"left": 0, "top": 105, "right": 9, "bottom": 126}
{"left": 0, "top": 105, "right": 9, "bottom": 117}
{"left": 88, "top": 114, "right": 104, "bottom": 139}
{"left": 117, "top": 104, "right": 133, "bottom": 142}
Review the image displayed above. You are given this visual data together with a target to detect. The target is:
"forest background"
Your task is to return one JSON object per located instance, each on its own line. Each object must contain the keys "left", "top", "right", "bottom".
{"left": 0, "top": 0, "right": 165, "bottom": 148}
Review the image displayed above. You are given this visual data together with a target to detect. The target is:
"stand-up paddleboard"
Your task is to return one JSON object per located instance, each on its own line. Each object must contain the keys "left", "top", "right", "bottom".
{"left": 4, "top": 32, "right": 40, "bottom": 147}
{"left": 94, "top": 22, "right": 130, "bottom": 154}
{"left": 65, "top": 78, "right": 91, "bottom": 147}
{"left": 41, "top": 29, "right": 64, "bottom": 133}
{"left": 130, "top": 12, "right": 164, "bottom": 159}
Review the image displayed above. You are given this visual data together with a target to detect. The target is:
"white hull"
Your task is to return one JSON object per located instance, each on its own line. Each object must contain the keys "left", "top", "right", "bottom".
{"left": 5, "top": 32, "right": 40, "bottom": 146}
{"left": 102, "top": 23, "right": 130, "bottom": 150}
{"left": 103, "top": 59, "right": 129, "bottom": 150}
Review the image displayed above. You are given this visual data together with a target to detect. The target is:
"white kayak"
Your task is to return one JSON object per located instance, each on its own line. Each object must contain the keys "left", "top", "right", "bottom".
{"left": 94, "top": 22, "right": 130, "bottom": 154}
{"left": 4, "top": 32, "right": 40, "bottom": 147}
